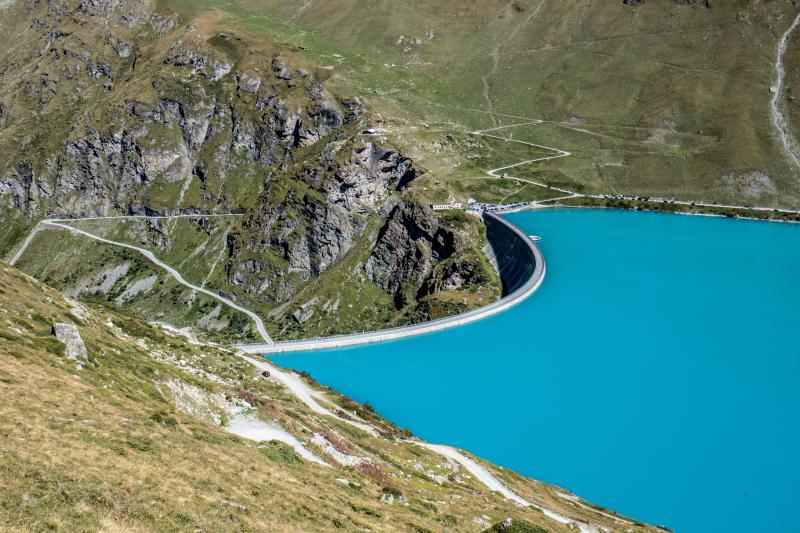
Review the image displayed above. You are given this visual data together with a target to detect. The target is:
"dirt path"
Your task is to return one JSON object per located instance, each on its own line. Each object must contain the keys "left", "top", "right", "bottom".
{"left": 234, "top": 354, "right": 604, "bottom": 530}
{"left": 226, "top": 412, "right": 328, "bottom": 466}
{"left": 236, "top": 353, "right": 378, "bottom": 436}
{"left": 770, "top": 10, "right": 800, "bottom": 171}
{"left": 409, "top": 441, "right": 601, "bottom": 533}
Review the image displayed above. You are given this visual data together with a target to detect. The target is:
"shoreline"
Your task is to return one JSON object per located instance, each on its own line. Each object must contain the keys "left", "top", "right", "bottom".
{"left": 493, "top": 201, "right": 800, "bottom": 225}
{"left": 237, "top": 211, "right": 546, "bottom": 355}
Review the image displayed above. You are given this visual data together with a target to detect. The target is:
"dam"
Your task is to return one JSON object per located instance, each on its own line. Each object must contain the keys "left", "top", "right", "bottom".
{"left": 239, "top": 211, "right": 545, "bottom": 354}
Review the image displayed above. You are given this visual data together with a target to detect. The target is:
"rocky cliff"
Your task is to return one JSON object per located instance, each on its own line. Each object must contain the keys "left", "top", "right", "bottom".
{"left": 0, "top": 0, "right": 501, "bottom": 339}
{"left": 366, "top": 201, "right": 486, "bottom": 308}
{"left": 0, "top": 0, "right": 361, "bottom": 218}
{"left": 225, "top": 141, "right": 420, "bottom": 303}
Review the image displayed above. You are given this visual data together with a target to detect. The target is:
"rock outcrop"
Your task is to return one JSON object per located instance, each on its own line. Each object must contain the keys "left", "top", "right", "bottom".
{"left": 0, "top": 0, "right": 499, "bottom": 339}
{"left": 225, "top": 142, "right": 420, "bottom": 303}
{"left": 0, "top": 3, "right": 360, "bottom": 219}
{"left": 52, "top": 323, "right": 88, "bottom": 361}
{"left": 366, "top": 201, "right": 455, "bottom": 307}
{"left": 366, "top": 202, "right": 491, "bottom": 309}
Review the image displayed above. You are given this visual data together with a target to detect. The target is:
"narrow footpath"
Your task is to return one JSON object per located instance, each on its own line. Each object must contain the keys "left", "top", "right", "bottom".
{"left": 770, "top": 9, "right": 800, "bottom": 171}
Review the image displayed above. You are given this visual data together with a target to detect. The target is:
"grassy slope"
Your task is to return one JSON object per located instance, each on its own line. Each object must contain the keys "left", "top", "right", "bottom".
{"left": 0, "top": 262, "right": 658, "bottom": 532}
{"left": 172, "top": 0, "right": 800, "bottom": 208}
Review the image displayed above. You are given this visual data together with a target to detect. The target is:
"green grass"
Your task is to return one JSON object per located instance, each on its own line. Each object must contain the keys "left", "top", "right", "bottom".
{"left": 5, "top": 0, "right": 799, "bottom": 354}
{"left": 12, "top": 225, "right": 260, "bottom": 343}
{"left": 154, "top": 0, "right": 800, "bottom": 208}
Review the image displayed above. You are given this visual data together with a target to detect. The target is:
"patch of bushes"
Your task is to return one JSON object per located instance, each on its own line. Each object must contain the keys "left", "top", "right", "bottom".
{"left": 0, "top": 330, "right": 22, "bottom": 344}
{"left": 297, "top": 370, "right": 324, "bottom": 388}
{"left": 260, "top": 441, "right": 302, "bottom": 466}
{"left": 481, "top": 518, "right": 547, "bottom": 533}
{"left": 237, "top": 388, "right": 269, "bottom": 408}
{"left": 32, "top": 337, "right": 66, "bottom": 357}
{"left": 356, "top": 462, "right": 385, "bottom": 484}
{"left": 437, "top": 514, "right": 458, "bottom": 527}
{"left": 30, "top": 313, "right": 49, "bottom": 325}
{"left": 381, "top": 485, "right": 403, "bottom": 498}
{"left": 126, "top": 436, "right": 154, "bottom": 452}
{"left": 150, "top": 411, "right": 178, "bottom": 428}
{"left": 320, "top": 430, "right": 351, "bottom": 455}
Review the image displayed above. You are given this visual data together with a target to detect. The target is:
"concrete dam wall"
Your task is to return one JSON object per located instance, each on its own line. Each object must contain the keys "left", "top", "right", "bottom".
{"left": 483, "top": 212, "right": 538, "bottom": 296}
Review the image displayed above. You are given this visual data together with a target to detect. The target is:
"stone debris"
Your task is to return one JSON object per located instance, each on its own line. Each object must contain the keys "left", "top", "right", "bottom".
{"left": 67, "top": 299, "right": 89, "bottom": 321}
{"left": 473, "top": 516, "right": 492, "bottom": 528}
{"left": 67, "top": 262, "right": 130, "bottom": 296}
{"left": 115, "top": 275, "right": 158, "bottom": 303}
{"left": 311, "top": 433, "right": 370, "bottom": 467}
{"left": 163, "top": 379, "right": 228, "bottom": 425}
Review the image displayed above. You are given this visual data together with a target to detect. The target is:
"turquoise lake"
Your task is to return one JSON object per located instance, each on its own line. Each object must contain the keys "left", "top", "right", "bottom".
{"left": 271, "top": 209, "right": 800, "bottom": 532}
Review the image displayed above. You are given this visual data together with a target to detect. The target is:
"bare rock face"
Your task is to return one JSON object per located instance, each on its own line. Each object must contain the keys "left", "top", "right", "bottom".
{"left": 365, "top": 201, "right": 457, "bottom": 307}
{"left": 52, "top": 323, "right": 88, "bottom": 361}
{"left": 0, "top": 162, "right": 41, "bottom": 213}
{"left": 0, "top": 3, "right": 357, "bottom": 219}
{"left": 323, "top": 143, "right": 418, "bottom": 213}
{"left": 53, "top": 129, "right": 147, "bottom": 214}
{"left": 366, "top": 201, "right": 494, "bottom": 310}
{"left": 225, "top": 142, "right": 420, "bottom": 303}
{"left": 272, "top": 55, "right": 293, "bottom": 80}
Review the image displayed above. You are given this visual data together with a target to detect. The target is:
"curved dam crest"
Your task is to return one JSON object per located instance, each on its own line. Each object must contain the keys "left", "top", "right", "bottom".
{"left": 239, "top": 211, "right": 545, "bottom": 354}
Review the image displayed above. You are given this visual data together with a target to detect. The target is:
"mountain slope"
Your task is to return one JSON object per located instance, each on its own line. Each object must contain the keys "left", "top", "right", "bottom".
{"left": 0, "top": 0, "right": 501, "bottom": 340}
{"left": 0, "top": 261, "right": 659, "bottom": 532}
{"left": 218, "top": 0, "right": 800, "bottom": 208}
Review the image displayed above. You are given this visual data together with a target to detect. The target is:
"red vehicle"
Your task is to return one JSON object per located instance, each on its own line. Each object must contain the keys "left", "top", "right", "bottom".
{"left": 261, "top": 370, "right": 271, "bottom": 378}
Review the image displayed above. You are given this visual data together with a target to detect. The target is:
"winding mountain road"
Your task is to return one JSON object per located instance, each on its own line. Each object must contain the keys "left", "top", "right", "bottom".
{"left": 469, "top": 115, "right": 800, "bottom": 215}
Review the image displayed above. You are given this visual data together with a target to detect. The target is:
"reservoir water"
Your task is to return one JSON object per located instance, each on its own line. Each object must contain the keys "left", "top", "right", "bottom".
{"left": 271, "top": 209, "right": 800, "bottom": 532}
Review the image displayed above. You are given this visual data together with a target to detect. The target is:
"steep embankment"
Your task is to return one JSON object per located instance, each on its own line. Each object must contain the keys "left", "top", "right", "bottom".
{"left": 483, "top": 212, "right": 539, "bottom": 295}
